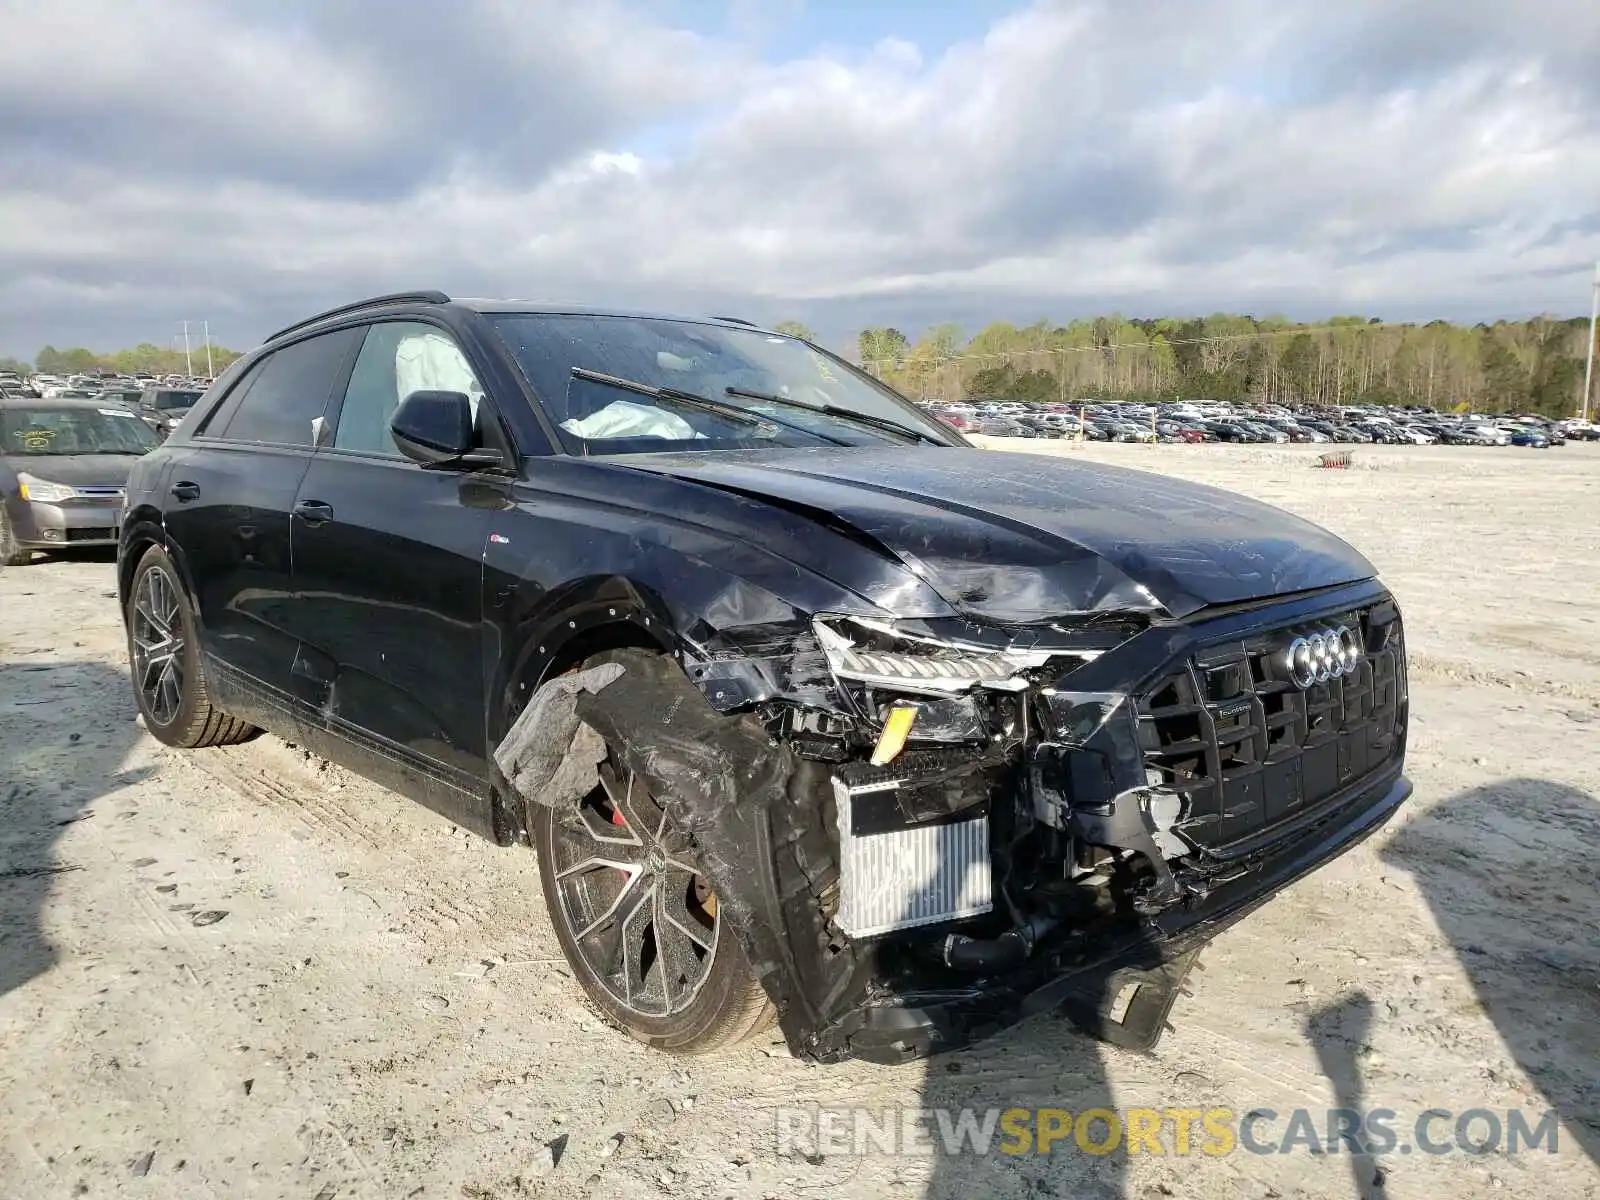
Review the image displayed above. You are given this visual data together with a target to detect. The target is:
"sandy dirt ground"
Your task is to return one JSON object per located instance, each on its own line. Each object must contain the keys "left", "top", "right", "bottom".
{"left": 2, "top": 441, "right": 1598, "bottom": 1200}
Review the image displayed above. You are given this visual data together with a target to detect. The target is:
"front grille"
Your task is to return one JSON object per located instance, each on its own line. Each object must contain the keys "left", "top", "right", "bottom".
{"left": 64, "top": 527, "right": 115, "bottom": 542}
{"left": 1136, "top": 600, "right": 1405, "bottom": 856}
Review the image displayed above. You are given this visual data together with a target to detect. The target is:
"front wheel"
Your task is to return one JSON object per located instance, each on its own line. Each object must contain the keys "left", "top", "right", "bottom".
{"left": 533, "top": 761, "right": 776, "bottom": 1053}
{"left": 0, "top": 508, "right": 32, "bottom": 566}
{"left": 126, "top": 545, "right": 257, "bottom": 748}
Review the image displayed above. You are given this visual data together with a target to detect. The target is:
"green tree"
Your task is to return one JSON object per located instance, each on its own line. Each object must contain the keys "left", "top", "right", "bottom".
{"left": 107, "top": 342, "right": 170, "bottom": 374}
{"left": 0, "top": 355, "right": 31, "bottom": 376}
{"left": 1279, "top": 333, "right": 1319, "bottom": 402}
{"left": 1479, "top": 341, "right": 1526, "bottom": 410}
{"left": 1528, "top": 355, "right": 1583, "bottom": 417}
{"left": 772, "top": 320, "right": 816, "bottom": 342}
{"left": 967, "top": 365, "right": 1057, "bottom": 405}
{"left": 35, "top": 346, "right": 101, "bottom": 374}
{"left": 857, "top": 327, "right": 909, "bottom": 366}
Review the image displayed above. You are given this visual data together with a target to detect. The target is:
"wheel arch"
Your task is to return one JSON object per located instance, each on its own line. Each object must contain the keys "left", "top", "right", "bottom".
{"left": 485, "top": 574, "right": 680, "bottom": 845}
{"left": 117, "top": 511, "right": 170, "bottom": 610}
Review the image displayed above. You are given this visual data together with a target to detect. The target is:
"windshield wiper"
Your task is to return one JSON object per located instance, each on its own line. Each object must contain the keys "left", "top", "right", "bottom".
{"left": 569, "top": 368, "right": 849, "bottom": 445}
{"left": 723, "top": 387, "right": 945, "bottom": 444}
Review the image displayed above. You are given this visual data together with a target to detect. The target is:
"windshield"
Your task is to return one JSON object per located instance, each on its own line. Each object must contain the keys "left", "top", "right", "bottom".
{"left": 152, "top": 390, "right": 202, "bottom": 411}
{"left": 490, "top": 314, "right": 954, "bottom": 454}
{"left": 0, "top": 406, "right": 162, "bottom": 455}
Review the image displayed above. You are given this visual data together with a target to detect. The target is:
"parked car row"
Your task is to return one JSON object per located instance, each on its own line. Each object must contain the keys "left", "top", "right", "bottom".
{"left": 0, "top": 372, "right": 210, "bottom": 440}
{"left": 921, "top": 398, "right": 1597, "bottom": 448}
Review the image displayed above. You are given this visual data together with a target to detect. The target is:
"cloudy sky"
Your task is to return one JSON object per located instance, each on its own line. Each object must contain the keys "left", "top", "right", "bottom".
{"left": 2, "top": 0, "right": 1598, "bottom": 357}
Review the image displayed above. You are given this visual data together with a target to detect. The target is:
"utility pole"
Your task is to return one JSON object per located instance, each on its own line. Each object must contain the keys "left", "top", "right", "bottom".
{"left": 203, "top": 320, "right": 214, "bottom": 377}
{"left": 1583, "top": 261, "right": 1598, "bottom": 423}
{"left": 181, "top": 321, "right": 193, "bottom": 377}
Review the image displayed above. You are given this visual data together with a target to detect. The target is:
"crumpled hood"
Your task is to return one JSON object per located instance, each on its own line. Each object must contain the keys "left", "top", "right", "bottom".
{"left": 610, "top": 446, "right": 1377, "bottom": 621}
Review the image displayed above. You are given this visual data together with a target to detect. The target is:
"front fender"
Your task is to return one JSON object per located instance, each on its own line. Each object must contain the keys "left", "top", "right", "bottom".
{"left": 484, "top": 572, "right": 678, "bottom": 748}
{"left": 480, "top": 479, "right": 885, "bottom": 736}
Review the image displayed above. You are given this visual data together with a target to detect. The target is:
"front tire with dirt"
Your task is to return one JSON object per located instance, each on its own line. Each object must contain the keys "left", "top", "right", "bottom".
{"left": 125, "top": 545, "right": 257, "bottom": 748}
{"left": 533, "top": 761, "right": 776, "bottom": 1054}
{"left": 0, "top": 508, "right": 32, "bottom": 566}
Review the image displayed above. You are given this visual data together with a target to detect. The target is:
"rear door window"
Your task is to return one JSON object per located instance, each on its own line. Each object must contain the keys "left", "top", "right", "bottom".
{"left": 213, "top": 328, "right": 362, "bottom": 446}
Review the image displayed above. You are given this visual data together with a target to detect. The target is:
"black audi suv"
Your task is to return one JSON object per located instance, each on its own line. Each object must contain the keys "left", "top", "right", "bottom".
{"left": 118, "top": 292, "right": 1410, "bottom": 1063}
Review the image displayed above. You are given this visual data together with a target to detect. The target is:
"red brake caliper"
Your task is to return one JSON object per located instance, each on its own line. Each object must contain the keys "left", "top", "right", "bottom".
{"left": 611, "top": 807, "right": 628, "bottom": 874}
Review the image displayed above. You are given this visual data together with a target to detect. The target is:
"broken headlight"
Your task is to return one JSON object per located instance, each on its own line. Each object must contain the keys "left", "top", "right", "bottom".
{"left": 813, "top": 615, "right": 1065, "bottom": 695}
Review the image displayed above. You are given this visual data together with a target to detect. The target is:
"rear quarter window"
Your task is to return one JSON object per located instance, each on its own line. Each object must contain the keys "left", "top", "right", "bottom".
{"left": 201, "top": 329, "right": 362, "bottom": 446}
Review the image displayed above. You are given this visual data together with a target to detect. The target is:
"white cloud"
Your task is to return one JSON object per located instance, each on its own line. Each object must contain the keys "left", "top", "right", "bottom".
{"left": 0, "top": 0, "right": 1597, "bottom": 354}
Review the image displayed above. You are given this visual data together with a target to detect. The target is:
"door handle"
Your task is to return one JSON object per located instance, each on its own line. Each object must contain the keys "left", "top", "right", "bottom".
{"left": 170, "top": 480, "right": 200, "bottom": 502}
{"left": 293, "top": 500, "right": 334, "bottom": 526}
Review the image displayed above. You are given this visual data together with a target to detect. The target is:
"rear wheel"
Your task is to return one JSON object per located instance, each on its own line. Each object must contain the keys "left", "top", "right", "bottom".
{"left": 533, "top": 760, "right": 775, "bottom": 1053}
{"left": 126, "top": 545, "right": 257, "bottom": 748}
{"left": 0, "top": 508, "right": 32, "bottom": 566}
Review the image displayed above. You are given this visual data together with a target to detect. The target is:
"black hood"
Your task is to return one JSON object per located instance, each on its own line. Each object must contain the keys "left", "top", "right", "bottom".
{"left": 610, "top": 446, "right": 1377, "bottom": 621}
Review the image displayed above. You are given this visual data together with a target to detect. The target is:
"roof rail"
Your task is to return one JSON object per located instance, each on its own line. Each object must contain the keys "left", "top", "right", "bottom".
{"left": 264, "top": 290, "right": 451, "bottom": 345}
{"left": 712, "top": 315, "right": 759, "bottom": 327}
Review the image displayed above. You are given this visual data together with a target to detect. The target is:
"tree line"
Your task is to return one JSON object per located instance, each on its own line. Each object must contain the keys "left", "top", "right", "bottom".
{"left": 7, "top": 314, "right": 1594, "bottom": 417}
{"left": 1, "top": 342, "right": 246, "bottom": 379}
{"left": 818, "top": 314, "right": 1595, "bottom": 417}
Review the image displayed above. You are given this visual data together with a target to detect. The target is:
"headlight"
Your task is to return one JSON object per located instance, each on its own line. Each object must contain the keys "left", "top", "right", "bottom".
{"left": 814, "top": 616, "right": 1072, "bottom": 695}
{"left": 17, "top": 473, "right": 77, "bottom": 503}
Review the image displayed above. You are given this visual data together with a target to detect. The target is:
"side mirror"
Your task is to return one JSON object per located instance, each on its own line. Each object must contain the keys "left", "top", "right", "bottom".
{"left": 391, "top": 390, "right": 478, "bottom": 466}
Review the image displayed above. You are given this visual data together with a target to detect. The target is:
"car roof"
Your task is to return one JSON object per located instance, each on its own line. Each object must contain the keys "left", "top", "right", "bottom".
{"left": 452, "top": 299, "right": 772, "bottom": 329}
{"left": 0, "top": 397, "right": 108, "bottom": 410}
{"left": 263, "top": 289, "right": 781, "bottom": 347}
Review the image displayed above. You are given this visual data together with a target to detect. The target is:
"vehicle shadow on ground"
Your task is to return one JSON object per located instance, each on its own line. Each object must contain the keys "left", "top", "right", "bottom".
{"left": 0, "top": 660, "right": 149, "bottom": 1001}
{"left": 896, "top": 875, "right": 1191, "bottom": 1197}
{"left": 1379, "top": 778, "right": 1600, "bottom": 1170}
{"left": 1306, "top": 992, "right": 1385, "bottom": 1200}
{"left": 914, "top": 1026, "right": 1124, "bottom": 1199}
{"left": 25, "top": 547, "right": 119, "bottom": 567}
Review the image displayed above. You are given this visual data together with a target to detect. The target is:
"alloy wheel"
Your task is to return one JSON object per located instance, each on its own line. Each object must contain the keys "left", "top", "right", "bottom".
{"left": 548, "top": 764, "right": 720, "bottom": 1017}
{"left": 131, "top": 565, "right": 186, "bottom": 726}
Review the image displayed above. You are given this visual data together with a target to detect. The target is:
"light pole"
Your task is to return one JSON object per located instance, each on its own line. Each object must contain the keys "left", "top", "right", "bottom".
{"left": 203, "top": 320, "right": 214, "bottom": 378}
{"left": 1583, "top": 261, "right": 1598, "bottom": 424}
{"left": 181, "top": 321, "right": 193, "bottom": 378}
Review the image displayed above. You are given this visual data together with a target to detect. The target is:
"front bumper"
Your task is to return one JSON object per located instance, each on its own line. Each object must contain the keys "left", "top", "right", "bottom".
{"left": 827, "top": 770, "right": 1410, "bottom": 1063}
{"left": 7, "top": 497, "right": 122, "bottom": 548}
{"left": 566, "top": 602, "right": 1408, "bottom": 1067}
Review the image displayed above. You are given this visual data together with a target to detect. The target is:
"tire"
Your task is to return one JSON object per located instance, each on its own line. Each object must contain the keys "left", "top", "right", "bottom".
{"left": 125, "top": 545, "right": 257, "bottom": 748}
{"left": 0, "top": 508, "right": 32, "bottom": 566}
{"left": 533, "top": 759, "right": 776, "bottom": 1054}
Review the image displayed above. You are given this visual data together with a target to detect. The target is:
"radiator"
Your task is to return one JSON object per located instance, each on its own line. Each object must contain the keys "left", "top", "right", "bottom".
{"left": 833, "top": 776, "right": 992, "bottom": 938}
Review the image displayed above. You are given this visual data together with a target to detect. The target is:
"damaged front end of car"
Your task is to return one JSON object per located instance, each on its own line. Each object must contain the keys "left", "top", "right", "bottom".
{"left": 498, "top": 575, "right": 1410, "bottom": 1064}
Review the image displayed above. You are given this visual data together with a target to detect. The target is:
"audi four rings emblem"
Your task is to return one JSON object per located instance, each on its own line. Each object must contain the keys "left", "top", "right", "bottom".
{"left": 1283, "top": 626, "right": 1362, "bottom": 689}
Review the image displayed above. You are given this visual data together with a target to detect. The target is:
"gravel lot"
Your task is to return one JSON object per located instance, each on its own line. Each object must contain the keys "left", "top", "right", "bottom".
{"left": 2, "top": 441, "right": 1598, "bottom": 1199}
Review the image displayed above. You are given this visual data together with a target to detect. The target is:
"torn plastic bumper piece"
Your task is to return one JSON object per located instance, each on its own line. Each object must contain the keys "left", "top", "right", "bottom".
{"left": 1032, "top": 689, "right": 1188, "bottom": 911}
{"left": 825, "top": 771, "right": 1409, "bottom": 1063}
